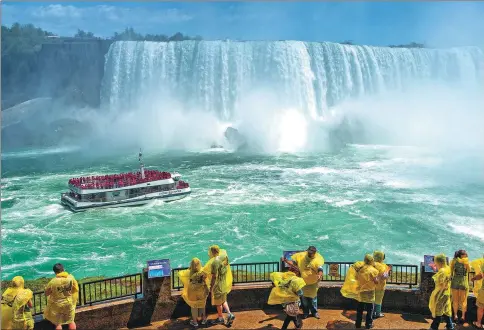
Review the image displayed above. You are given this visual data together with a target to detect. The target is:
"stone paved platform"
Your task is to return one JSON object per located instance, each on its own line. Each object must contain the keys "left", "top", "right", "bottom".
{"left": 122, "top": 308, "right": 472, "bottom": 329}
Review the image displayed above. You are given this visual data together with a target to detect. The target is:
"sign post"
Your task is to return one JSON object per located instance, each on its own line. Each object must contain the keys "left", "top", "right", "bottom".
{"left": 147, "top": 259, "right": 171, "bottom": 279}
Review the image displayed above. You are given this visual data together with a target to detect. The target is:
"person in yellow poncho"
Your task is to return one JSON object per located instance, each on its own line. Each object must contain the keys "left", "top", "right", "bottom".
{"left": 470, "top": 254, "right": 484, "bottom": 329}
{"left": 44, "top": 263, "right": 79, "bottom": 330}
{"left": 202, "top": 245, "right": 235, "bottom": 326}
{"left": 429, "top": 254, "right": 454, "bottom": 330}
{"left": 1, "top": 276, "right": 34, "bottom": 330}
{"left": 450, "top": 250, "right": 471, "bottom": 325}
{"left": 178, "top": 258, "right": 210, "bottom": 328}
{"left": 340, "top": 255, "right": 380, "bottom": 329}
{"left": 373, "top": 251, "right": 391, "bottom": 319}
{"left": 267, "top": 270, "right": 306, "bottom": 330}
{"left": 284, "top": 246, "right": 324, "bottom": 319}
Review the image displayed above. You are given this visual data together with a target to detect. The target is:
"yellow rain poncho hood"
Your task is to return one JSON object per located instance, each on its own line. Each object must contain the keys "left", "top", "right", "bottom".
{"left": 1, "top": 276, "right": 34, "bottom": 330}
{"left": 203, "top": 246, "right": 233, "bottom": 296}
{"left": 44, "top": 271, "right": 79, "bottom": 325}
{"left": 471, "top": 256, "right": 484, "bottom": 306}
{"left": 267, "top": 272, "right": 306, "bottom": 305}
{"left": 178, "top": 258, "right": 210, "bottom": 308}
{"left": 291, "top": 251, "right": 324, "bottom": 298}
{"left": 429, "top": 254, "right": 452, "bottom": 318}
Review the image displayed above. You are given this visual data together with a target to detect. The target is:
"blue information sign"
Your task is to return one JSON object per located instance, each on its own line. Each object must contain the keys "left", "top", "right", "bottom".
{"left": 424, "top": 255, "right": 449, "bottom": 273}
{"left": 282, "top": 250, "right": 304, "bottom": 267}
{"left": 147, "top": 259, "right": 171, "bottom": 278}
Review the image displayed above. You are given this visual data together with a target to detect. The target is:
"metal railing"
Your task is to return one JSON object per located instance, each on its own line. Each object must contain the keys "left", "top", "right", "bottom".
{"left": 387, "top": 264, "right": 419, "bottom": 288}
{"left": 319, "top": 262, "right": 418, "bottom": 288}
{"left": 27, "top": 259, "right": 469, "bottom": 315}
{"left": 172, "top": 261, "right": 280, "bottom": 290}
{"left": 172, "top": 261, "right": 420, "bottom": 290}
{"left": 30, "top": 273, "right": 142, "bottom": 315}
{"left": 82, "top": 273, "right": 142, "bottom": 306}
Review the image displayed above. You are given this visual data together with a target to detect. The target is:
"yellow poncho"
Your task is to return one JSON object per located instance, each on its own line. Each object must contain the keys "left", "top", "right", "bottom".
{"left": 178, "top": 260, "right": 210, "bottom": 308}
{"left": 471, "top": 257, "right": 484, "bottom": 308}
{"left": 291, "top": 251, "right": 324, "bottom": 298}
{"left": 429, "top": 266, "right": 452, "bottom": 318}
{"left": 340, "top": 261, "right": 379, "bottom": 303}
{"left": 374, "top": 262, "right": 389, "bottom": 305}
{"left": 203, "top": 248, "right": 233, "bottom": 304}
{"left": 1, "top": 276, "right": 34, "bottom": 330}
{"left": 44, "top": 272, "right": 79, "bottom": 325}
{"left": 267, "top": 272, "right": 306, "bottom": 305}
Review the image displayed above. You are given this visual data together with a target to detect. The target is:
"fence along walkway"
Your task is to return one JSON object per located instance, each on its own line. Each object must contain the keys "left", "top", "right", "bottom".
{"left": 170, "top": 261, "right": 419, "bottom": 290}
{"left": 31, "top": 273, "right": 142, "bottom": 316}
{"left": 31, "top": 261, "right": 475, "bottom": 316}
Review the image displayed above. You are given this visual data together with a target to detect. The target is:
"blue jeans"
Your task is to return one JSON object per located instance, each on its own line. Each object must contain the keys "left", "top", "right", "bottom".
{"left": 300, "top": 296, "right": 318, "bottom": 316}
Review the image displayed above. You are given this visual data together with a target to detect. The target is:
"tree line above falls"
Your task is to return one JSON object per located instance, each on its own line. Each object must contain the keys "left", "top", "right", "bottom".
{"left": 1, "top": 22, "right": 427, "bottom": 110}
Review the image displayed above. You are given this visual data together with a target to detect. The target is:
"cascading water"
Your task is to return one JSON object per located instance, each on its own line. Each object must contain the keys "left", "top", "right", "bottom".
{"left": 101, "top": 40, "right": 483, "bottom": 120}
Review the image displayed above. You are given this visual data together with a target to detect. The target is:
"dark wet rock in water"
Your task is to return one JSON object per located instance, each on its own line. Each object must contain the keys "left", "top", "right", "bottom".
{"left": 224, "top": 126, "right": 248, "bottom": 151}
{"left": 210, "top": 143, "right": 224, "bottom": 149}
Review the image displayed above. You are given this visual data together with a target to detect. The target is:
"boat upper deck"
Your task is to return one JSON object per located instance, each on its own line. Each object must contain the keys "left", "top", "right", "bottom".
{"left": 68, "top": 170, "right": 172, "bottom": 190}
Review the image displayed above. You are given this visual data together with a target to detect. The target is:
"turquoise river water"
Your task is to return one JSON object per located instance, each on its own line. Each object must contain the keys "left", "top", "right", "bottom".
{"left": 2, "top": 145, "right": 483, "bottom": 280}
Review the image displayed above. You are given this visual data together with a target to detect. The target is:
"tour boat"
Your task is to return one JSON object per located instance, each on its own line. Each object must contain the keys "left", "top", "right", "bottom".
{"left": 60, "top": 151, "right": 191, "bottom": 212}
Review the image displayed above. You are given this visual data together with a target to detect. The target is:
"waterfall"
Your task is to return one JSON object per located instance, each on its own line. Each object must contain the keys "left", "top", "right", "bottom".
{"left": 101, "top": 40, "right": 483, "bottom": 120}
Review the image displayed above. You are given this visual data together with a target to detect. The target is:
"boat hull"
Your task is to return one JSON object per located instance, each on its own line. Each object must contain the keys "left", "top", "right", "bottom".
{"left": 61, "top": 188, "right": 191, "bottom": 212}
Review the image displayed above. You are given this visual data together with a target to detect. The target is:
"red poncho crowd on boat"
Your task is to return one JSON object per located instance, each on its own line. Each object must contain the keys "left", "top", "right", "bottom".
{"left": 176, "top": 180, "right": 190, "bottom": 189}
{"left": 68, "top": 170, "right": 172, "bottom": 190}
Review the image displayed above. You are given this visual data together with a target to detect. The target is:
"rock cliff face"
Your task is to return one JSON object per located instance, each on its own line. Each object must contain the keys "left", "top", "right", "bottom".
{"left": 2, "top": 39, "right": 112, "bottom": 109}
{"left": 35, "top": 40, "right": 112, "bottom": 108}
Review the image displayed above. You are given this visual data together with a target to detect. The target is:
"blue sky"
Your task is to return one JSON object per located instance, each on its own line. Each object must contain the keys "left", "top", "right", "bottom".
{"left": 2, "top": 1, "right": 484, "bottom": 47}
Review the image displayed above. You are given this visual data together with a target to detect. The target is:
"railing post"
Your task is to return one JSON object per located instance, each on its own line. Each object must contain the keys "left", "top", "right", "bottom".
{"left": 82, "top": 282, "right": 87, "bottom": 305}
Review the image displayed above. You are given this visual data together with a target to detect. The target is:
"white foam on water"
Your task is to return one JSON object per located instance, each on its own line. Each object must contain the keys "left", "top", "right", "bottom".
{"left": 449, "top": 223, "right": 484, "bottom": 242}
{"left": 268, "top": 218, "right": 277, "bottom": 223}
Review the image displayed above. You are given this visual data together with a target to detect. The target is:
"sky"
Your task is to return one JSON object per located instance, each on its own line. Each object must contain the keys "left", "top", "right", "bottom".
{"left": 2, "top": 1, "right": 484, "bottom": 47}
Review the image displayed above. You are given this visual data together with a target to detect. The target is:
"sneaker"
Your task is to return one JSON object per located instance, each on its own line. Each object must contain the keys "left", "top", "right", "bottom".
{"left": 313, "top": 313, "right": 320, "bottom": 319}
{"left": 302, "top": 314, "right": 309, "bottom": 319}
{"left": 189, "top": 320, "right": 199, "bottom": 327}
{"left": 213, "top": 317, "right": 225, "bottom": 325}
{"left": 201, "top": 319, "right": 208, "bottom": 326}
{"left": 226, "top": 313, "right": 235, "bottom": 324}
{"left": 373, "top": 313, "right": 385, "bottom": 319}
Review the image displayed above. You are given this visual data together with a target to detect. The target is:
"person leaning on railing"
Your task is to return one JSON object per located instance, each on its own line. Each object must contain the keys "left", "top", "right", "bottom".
{"left": 177, "top": 258, "right": 209, "bottom": 328}
{"left": 1, "top": 276, "right": 34, "bottom": 330}
{"left": 44, "top": 263, "right": 79, "bottom": 330}
{"left": 283, "top": 246, "right": 324, "bottom": 319}
{"left": 471, "top": 254, "right": 484, "bottom": 329}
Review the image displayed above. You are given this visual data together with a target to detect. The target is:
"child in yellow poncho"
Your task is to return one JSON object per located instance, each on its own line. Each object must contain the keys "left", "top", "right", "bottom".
{"left": 450, "top": 250, "right": 470, "bottom": 325}
{"left": 1, "top": 276, "right": 34, "bottom": 330}
{"left": 268, "top": 271, "right": 306, "bottom": 330}
{"left": 178, "top": 258, "right": 209, "bottom": 327}
{"left": 285, "top": 246, "right": 324, "bottom": 319}
{"left": 202, "top": 245, "right": 235, "bottom": 326}
{"left": 429, "top": 254, "right": 454, "bottom": 330}
{"left": 44, "top": 263, "right": 79, "bottom": 330}
{"left": 471, "top": 254, "right": 484, "bottom": 328}
{"left": 373, "top": 251, "right": 390, "bottom": 319}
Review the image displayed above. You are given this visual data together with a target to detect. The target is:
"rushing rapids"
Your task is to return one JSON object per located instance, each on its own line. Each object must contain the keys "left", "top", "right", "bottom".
{"left": 101, "top": 41, "right": 483, "bottom": 120}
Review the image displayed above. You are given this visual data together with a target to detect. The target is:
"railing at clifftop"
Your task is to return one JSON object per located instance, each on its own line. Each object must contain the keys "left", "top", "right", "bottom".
{"left": 30, "top": 273, "right": 142, "bottom": 316}
{"left": 27, "top": 261, "right": 478, "bottom": 316}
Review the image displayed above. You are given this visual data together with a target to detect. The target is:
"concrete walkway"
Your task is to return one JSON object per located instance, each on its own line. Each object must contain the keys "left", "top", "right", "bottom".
{"left": 122, "top": 308, "right": 471, "bottom": 329}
